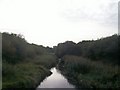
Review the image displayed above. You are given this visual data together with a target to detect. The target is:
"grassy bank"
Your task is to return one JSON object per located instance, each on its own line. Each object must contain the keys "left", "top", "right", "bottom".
{"left": 2, "top": 54, "right": 57, "bottom": 89}
{"left": 2, "top": 32, "right": 58, "bottom": 89}
{"left": 58, "top": 55, "right": 120, "bottom": 88}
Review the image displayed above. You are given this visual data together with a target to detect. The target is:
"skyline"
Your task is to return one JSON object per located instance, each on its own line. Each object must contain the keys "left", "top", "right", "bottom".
{"left": 0, "top": 0, "right": 119, "bottom": 47}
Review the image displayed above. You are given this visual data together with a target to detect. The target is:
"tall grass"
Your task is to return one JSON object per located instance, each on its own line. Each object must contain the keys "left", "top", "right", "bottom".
{"left": 30, "top": 54, "right": 58, "bottom": 69}
{"left": 2, "top": 54, "right": 57, "bottom": 88}
{"left": 59, "top": 55, "right": 120, "bottom": 88}
{"left": 2, "top": 62, "right": 51, "bottom": 88}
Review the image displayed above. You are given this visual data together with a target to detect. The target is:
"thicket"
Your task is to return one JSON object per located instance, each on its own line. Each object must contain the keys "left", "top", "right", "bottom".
{"left": 2, "top": 32, "right": 57, "bottom": 88}
{"left": 58, "top": 55, "right": 120, "bottom": 88}
{"left": 55, "top": 34, "right": 120, "bottom": 88}
{"left": 55, "top": 34, "right": 119, "bottom": 64}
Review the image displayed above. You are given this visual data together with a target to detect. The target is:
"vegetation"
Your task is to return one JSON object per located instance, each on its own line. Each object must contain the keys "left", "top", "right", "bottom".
{"left": 55, "top": 34, "right": 119, "bottom": 64}
{"left": 58, "top": 55, "right": 120, "bottom": 88}
{"left": 2, "top": 32, "right": 120, "bottom": 89}
{"left": 2, "top": 32, "right": 57, "bottom": 89}
{"left": 55, "top": 34, "right": 120, "bottom": 88}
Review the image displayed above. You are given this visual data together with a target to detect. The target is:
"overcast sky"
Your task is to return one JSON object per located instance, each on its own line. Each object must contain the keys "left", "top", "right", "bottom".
{"left": 0, "top": 0, "right": 119, "bottom": 47}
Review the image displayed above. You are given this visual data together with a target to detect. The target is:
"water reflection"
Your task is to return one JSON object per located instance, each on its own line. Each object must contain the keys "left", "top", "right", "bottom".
{"left": 37, "top": 67, "right": 75, "bottom": 88}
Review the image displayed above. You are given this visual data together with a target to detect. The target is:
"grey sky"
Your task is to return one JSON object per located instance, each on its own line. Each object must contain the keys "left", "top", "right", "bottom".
{"left": 0, "top": 0, "right": 119, "bottom": 47}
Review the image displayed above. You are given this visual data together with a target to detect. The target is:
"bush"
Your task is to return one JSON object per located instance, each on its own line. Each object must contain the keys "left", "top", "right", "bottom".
{"left": 59, "top": 55, "right": 120, "bottom": 88}
{"left": 2, "top": 62, "right": 51, "bottom": 88}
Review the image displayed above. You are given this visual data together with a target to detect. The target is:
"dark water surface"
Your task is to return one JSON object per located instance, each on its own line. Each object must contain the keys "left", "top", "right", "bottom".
{"left": 37, "top": 67, "right": 76, "bottom": 89}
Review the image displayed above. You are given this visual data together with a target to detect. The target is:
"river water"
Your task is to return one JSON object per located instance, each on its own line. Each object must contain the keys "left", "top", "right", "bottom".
{"left": 37, "top": 67, "right": 76, "bottom": 89}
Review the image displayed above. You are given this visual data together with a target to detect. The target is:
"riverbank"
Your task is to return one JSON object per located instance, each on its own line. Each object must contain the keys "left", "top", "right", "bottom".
{"left": 2, "top": 33, "right": 58, "bottom": 89}
{"left": 58, "top": 55, "right": 120, "bottom": 88}
{"left": 2, "top": 54, "right": 57, "bottom": 89}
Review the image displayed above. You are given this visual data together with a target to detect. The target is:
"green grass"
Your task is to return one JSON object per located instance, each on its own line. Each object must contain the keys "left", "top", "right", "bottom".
{"left": 29, "top": 54, "right": 58, "bottom": 69}
{"left": 2, "top": 54, "right": 57, "bottom": 88}
{"left": 59, "top": 55, "right": 120, "bottom": 88}
{"left": 2, "top": 62, "right": 51, "bottom": 88}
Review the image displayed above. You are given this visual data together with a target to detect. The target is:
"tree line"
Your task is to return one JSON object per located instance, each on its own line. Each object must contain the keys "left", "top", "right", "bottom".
{"left": 54, "top": 34, "right": 120, "bottom": 88}
{"left": 2, "top": 32, "right": 53, "bottom": 64}
{"left": 2, "top": 32, "right": 57, "bottom": 88}
{"left": 54, "top": 34, "right": 119, "bottom": 64}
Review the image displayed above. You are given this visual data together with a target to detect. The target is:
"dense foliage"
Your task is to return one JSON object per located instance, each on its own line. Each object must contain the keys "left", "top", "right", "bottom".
{"left": 58, "top": 55, "right": 119, "bottom": 88}
{"left": 55, "top": 34, "right": 120, "bottom": 88}
{"left": 2, "top": 32, "right": 120, "bottom": 89}
{"left": 2, "top": 32, "right": 50, "bottom": 64}
{"left": 2, "top": 32, "right": 57, "bottom": 88}
{"left": 55, "top": 34, "right": 119, "bottom": 64}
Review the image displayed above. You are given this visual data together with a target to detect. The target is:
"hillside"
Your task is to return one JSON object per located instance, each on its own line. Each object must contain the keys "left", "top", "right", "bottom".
{"left": 54, "top": 34, "right": 120, "bottom": 88}
{"left": 2, "top": 32, "right": 57, "bottom": 88}
{"left": 55, "top": 34, "right": 119, "bottom": 64}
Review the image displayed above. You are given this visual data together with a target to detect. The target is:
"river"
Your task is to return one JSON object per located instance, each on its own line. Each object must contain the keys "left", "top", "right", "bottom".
{"left": 36, "top": 67, "right": 76, "bottom": 89}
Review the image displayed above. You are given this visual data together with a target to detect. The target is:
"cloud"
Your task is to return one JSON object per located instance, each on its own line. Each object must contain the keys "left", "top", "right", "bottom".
{"left": 60, "top": 0, "right": 118, "bottom": 27}
{"left": 0, "top": 0, "right": 118, "bottom": 47}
